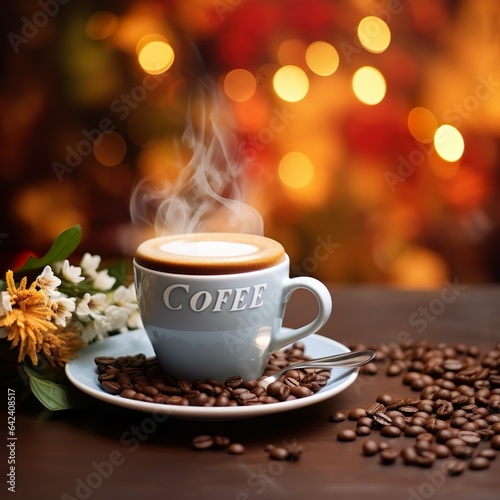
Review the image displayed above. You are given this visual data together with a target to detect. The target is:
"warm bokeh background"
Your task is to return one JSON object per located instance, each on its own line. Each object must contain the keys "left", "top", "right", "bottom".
{"left": 1, "top": 0, "right": 500, "bottom": 288}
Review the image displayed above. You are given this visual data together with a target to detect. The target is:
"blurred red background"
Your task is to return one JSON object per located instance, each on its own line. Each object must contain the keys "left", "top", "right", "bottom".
{"left": 1, "top": 0, "right": 499, "bottom": 288}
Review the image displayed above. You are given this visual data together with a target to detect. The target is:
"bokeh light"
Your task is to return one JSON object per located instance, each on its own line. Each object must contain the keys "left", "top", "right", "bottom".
{"left": 408, "top": 107, "right": 438, "bottom": 143}
{"left": 278, "top": 152, "right": 315, "bottom": 189}
{"left": 85, "top": 11, "right": 119, "bottom": 40}
{"left": 357, "top": 16, "right": 391, "bottom": 54}
{"left": 137, "top": 35, "right": 175, "bottom": 75}
{"left": 434, "top": 124, "right": 464, "bottom": 162}
{"left": 277, "top": 39, "right": 307, "bottom": 66}
{"left": 273, "top": 65, "right": 309, "bottom": 102}
{"left": 223, "top": 69, "right": 257, "bottom": 102}
{"left": 93, "top": 132, "right": 127, "bottom": 166}
{"left": 305, "top": 41, "right": 340, "bottom": 76}
{"left": 352, "top": 66, "right": 386, "bottom": 105}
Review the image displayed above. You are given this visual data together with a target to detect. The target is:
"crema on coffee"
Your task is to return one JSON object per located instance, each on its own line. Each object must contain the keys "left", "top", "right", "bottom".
{"left": 135, "top": 232, "right": 285, "bottom": 275}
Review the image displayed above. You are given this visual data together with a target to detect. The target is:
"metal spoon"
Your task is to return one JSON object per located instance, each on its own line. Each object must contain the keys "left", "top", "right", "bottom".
{"left": 259, "top": 349, "right": 375, "bottom": 389}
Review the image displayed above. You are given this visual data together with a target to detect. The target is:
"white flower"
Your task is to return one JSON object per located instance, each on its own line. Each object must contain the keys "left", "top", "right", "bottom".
{"left": 81, "top": 315, "right": 109, "bottom": 343}
{"left": 113, "top": 285, "right": 137, "bottom": 312}
{"left": 36, "top": 266, "right": 61, "bottom": 296}
{"left": 80, "top": 253, "right": 101, "bottom": 278}
{"left": 76, "top": 292, "right": 107, "bottom": 320}
{"left": 126, "top": 310, "right": 143, "bottom": 330}
{"left": 55, "top": 260, "right": 85, "bottom": 284}
{"left": 50, "top": 294, "right": 76, "bottom": 327}
{"left": 93, "top": 269, "right": 116, "bottom": 291}
{"left": 104, "top": 304, "right": 129, "bottom": 332}
{"left": 0, "top": 291, "right": 12, "bottom": 316}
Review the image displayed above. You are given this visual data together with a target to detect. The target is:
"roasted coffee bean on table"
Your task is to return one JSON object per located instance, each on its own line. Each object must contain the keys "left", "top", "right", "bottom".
{"left": 331, "top": 340, "right": 500, "bottom": 478}
{"left": 95, "top": 342, "right": 331, "bottom": 407}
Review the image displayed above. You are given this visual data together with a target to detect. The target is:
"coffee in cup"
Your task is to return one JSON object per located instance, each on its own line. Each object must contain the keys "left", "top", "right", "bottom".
{"left": 134, "top": 232, "right": 332, "bottom": 382}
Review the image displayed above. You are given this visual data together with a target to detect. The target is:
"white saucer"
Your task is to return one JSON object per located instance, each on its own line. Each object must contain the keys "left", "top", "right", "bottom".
{"left": 65, "top": 328, "right": 358, "bottom": 420}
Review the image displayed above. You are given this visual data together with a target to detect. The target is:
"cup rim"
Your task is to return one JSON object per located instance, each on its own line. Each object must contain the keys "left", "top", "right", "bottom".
{"left": 133, "top": 254, "right": 290, "bottom": 280}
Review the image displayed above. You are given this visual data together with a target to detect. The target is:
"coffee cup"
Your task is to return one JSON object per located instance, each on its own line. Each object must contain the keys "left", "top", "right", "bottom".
{"left": 133, "top": 232, "right": 332, "bottom": 382}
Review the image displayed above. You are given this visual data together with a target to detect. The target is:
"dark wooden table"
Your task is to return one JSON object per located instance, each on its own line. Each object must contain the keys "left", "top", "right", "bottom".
{"left": 6, "top": 286, "right": 500, "bottom": 500}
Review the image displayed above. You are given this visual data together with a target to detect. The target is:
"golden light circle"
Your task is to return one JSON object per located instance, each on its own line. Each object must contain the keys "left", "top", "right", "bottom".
{"left": 352, "top": 66, "right": 386, "bottom": 105}
{"left": 277, "top": 39, "right": 307, "bottom": 66}
{"left": 273, "top": 65, "right": 309, "bottom": 103}
{"left": 357, "top": 16, "right": 391, "bottom": 54}
{"left": 278, "top": 152, "right": 315, "bottom": 189}
{"left": 223, "top": 69, "right": 257, "bottom": 102}
{"left": 85, "top": 11, "right": 119, "bottom": 40}
{"left": 93, "top": 132, "right": 127, "bottom": 166}
{"left": 137, "top": 35, "right": 175, "bottom": 75}
{"left": 434, "top": 125, "right": 464, "bottom": 162}
{"left": 407, "top": 107, "right": 438, "bottom": 143}
{"left": 305, "top": 41, "right": 340, "bottom": 76}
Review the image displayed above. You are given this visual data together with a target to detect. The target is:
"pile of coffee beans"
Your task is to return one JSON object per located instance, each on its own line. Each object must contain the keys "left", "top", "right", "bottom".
{"left": 330, "top": 340, "right": 500, "bottom": 476}
{"left": 94, "top": 341, "right": 330, "bottom": 407}
{"left": 191, "top": 434, "right": 245, "bottom": 454}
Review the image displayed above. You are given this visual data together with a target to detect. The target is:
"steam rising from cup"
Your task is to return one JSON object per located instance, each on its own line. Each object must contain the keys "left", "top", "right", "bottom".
{"left": 130, "top": 80, "right": 263, "bottom": 236}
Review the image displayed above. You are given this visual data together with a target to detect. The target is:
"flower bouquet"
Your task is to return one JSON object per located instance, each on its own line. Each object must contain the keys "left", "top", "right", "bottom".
{"left": 0, "top": 225, "right": 140, "bottom": 410}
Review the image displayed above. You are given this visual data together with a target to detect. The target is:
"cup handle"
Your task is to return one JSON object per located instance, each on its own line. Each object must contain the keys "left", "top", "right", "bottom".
{"left": 268, "top": 276, "right": 332, "bottom": 352}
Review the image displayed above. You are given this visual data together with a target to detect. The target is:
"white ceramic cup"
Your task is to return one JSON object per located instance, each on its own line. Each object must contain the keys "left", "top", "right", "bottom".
{"left": 133, "top": 233, "right": 332, "bottom": 382}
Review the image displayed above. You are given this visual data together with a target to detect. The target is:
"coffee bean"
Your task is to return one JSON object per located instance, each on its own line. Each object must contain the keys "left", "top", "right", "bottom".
{"left": 415, "top": 450, "right": 436, "bottom": 468}
{"left": 348, "top": 408, "right": 367, "bottom": 421}
{"left": 192, "top": 435, "right": 214, "bottom": 450}
{"left": 362, "top": 440, "right": 379, "bottom": 456}
{"left": 120, "top": 389, "right": 136, "bottom": 399}
{"left": 94, "top": 356, "right": 117, "bottom": 365}
{"left": 399, "top": 405, "right": 419, "bottom": 416}
{"left": 445, "top": 459, "right": 466, "bottom": 476}
{"left": 227, "top": 443, "right": 245, "bottom": 455}
{"left": 142, "top": 385, "right": 159, "bottom": 397}
{"left": 436, "top": 401, "right": 454, "bottom": 419}
{"left": 405, "top": 425, "right": 426, "bottom": 438}
{"left": 380, "top": 448, "right": 399, "bottom": 465}
{"left": 356, "top": 426, "right": 371, "bottom": 436}
{"left": 366, "top": 402, "right": 386, "bottom": 416}
{"left": 357, "top": 417, "right": 374, "bottom": 428}
{"left": 469, "top": 456, "right": 490, "bottom": 470}
{"left": 452, "top": 445, "right": 474, "bottom": 460}
{"left": 101, "top": 380, "right": 121, "bottom": 395}
{"left": 224, "top": 376, "right": 243, "bottom": 389}
{"left": 376, "top": 394, "right": 393, "bottom": 405}
{"left": 269, "top": 446, "right": 290, "bottom": 460}
{"left": 491, "top": 435, "right": 500, "bottom": 450}
{"left": 385, "top": 399, "right": 405, "bottom": 411}
{"left": 430, "top": 444, "right": 451, "bottom": 458}
{"left": 477, "top": 449, "right": 496, "bottom": 461}
{"left": 458, "top": 430, "right": 481, "bottom": 446}
{"left": 290, "top": 386, "right": 313, "bottom": 398}
{"left": 381, "top": 425, "right": 402, "bottom": 438}
{"left": 443, "top": 359, "right": 464, "bottom": 371}
{"left": 445, "top": 438, "right": 467, "bottom": 450}
{"left": 213, "top": 435, "right": 231, "bottom": 450}
{"left": 401, "top": 446, "right": 418, "bottom": 465}
{"left": 266, "top": 381, "right": 290, "bottom": 402}
{"left": 337, "top": 429, "right": 357, "bottom": 442}
{"left": 386, "top": 363, "right": 403, "bottom": 376}
{"left": 328, "top": 411, "right": 347, "bottom": 423}
{"left": 391, "top": 416, "right": 407, "bottom": 431}
{"left": 372, "top": 412, "right": 392, "bottom": 427}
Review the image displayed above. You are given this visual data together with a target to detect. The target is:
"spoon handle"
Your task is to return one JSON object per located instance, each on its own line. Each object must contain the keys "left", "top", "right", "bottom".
{"left": 284, "top": 349, "right": 375, "bottom": 371}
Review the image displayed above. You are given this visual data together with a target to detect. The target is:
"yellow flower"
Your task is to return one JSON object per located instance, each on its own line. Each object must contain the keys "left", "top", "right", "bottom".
{"left": 0, "top": 270, "right": 56, "bottom": 365}
{"left": 41, "top": 328, "right": 85, "bottom": 367}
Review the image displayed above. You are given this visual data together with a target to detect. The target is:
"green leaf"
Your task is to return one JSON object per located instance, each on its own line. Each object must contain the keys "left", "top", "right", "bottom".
{"left": 15, "top": 225, "right": 82, "bottom": 274}
{"left": 25, "top": 366, "right": 77, "bottom": 411}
